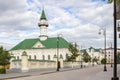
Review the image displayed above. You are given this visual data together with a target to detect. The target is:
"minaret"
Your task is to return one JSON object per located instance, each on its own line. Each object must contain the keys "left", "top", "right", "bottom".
{"left": 38, "top": 7, "right": 48, "bottom": 41}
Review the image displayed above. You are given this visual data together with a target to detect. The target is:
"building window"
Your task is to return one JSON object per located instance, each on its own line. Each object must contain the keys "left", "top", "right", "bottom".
{"left": 38, "top": 45, "right": 40, "bottom": 47}
{"left": 48, "top": 55, "right": 50, "bottom": 60}
{"left": 42, "top": 55, "right": 45, "bottom": 60}
{"left": 34, "top": 55, "right": 36, "bottom": 60}
{"left": 14, "top": 56, "right": 16, "bottom": 59}
{"left": 60, "top": 54, "right": 63, "bottom": 59}
{"left": 66, "top": 54, "right": 68, "bottom": 60}
{"left": 17, "top": 56, "right": 19, "bottom": 59}
{"left": 54, "top": 54, "right": 57, "bottom": 58}
{"left": 29, "top": 55, "right": 31, "bottom": 59}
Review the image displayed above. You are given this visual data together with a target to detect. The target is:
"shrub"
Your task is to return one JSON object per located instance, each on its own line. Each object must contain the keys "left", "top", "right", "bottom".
{"left": 101, "top": 58, "right": 106, "bottom": 64}
{"left": 0, "top": 68, "right": 6, "bottom": 74}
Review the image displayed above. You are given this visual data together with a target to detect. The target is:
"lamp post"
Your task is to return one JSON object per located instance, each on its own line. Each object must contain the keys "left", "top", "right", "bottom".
{"left": 80, "top": 47, "right": 83, "bottom": 68}
{"left": 92, "top": 53, "right": 94, "bottom": 67}
{"left": 80, "top": 45, "right": 84, "bottom": 68}
{"left": 99, "top": 28, "right": 107, "bottom": 71}
{"left": 108, "top": 42, "right": 113, "bottom": 68}
{"left": 56, "top": 34, "right": 60, "bottom": 71}
{"left": 111, "top": 0, "right": 119, "bottom": 79}
{"left": 56, "top": 34, "right": 62, "bottom": 71}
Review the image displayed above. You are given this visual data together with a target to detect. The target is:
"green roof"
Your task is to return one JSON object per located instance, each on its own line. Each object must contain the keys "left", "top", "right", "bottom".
{"left": 88, "top": 46, "right": 102, "bottom": 52}
{"left": 11, "top": 37, "right": 69, "bottom": 50}
{"left": 40, "top": 10, "right": 47, "bottom": 20}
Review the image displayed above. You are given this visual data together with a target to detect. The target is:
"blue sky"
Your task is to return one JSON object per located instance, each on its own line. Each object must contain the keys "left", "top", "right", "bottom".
{"left": 0, "top": 0, "right": 116, "bottom": 50}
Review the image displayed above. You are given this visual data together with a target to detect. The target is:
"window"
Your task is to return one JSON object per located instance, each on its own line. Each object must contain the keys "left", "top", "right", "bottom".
{"left": 14, "top": 56, "right": 16, "bottom": 59}
{"left": 60, "top": 54, "right": 63, "bottom": 59}
{"left": 38, "top": 45, "right": 40, "bottom": 47}
{"left": 54, "top": 54, "right": 57, "bottom": 58}
{"left": 66, "top": 54, "right": 68, "bottom": 60}
{"left": 29, "top": 55, "right": 31, "bottom": 59}
{"left": 34, "top": 55, "right": 36, "bottom": 60}
{"left": 42, "top": 55, "right": 45, "bottom": 60}
{"left": 17, "top": 56, "right": 19, "bottom": 59}
{"left": 48, "top": 55, "right": 50, "bottom": 60}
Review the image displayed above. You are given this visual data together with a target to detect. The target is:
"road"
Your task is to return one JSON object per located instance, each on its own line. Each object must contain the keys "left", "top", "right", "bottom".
{"left": 4, "top": 65, "right": 120, "bottom": 80}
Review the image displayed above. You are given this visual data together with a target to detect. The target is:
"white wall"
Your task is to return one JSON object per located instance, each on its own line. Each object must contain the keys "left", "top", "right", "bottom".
{"left": 10, "top": 48, "right": 70, "bottom": 61}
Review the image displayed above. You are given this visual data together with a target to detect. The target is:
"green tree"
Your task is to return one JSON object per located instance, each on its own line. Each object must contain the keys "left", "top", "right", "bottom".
{"left": 93, "top": 57, "right": 99, "bottom": 64}
{"left": 83, "top": 51, "right": 91, "bottom": 63}
{"left": 67, "top": 43, "right": 79, "bottom": 62}
{"left": 0, "top": 46, "right": 11, "bottom": 73}
{"left": 117, "top": 52, "right": 120, "bottom": 63}
{"left": 108, "top": 0, "right": 119, "bottom": 4}
{"left": 101, "top": 58, "right": 106, "bottom": 64}
{"left": 108, "top": 0, "right": 120, "bottom": 19}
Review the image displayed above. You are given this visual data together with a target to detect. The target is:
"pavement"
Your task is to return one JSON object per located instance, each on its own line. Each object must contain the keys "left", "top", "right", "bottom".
{"left": 0, "top": 66, "right": 83, "bottom": 80}
{"left": 0, "top": 65, "right": 120, "bottom": 80}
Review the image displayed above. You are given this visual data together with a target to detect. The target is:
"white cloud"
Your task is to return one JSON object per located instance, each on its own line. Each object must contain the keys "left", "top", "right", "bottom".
{"left": 0, "top": 0, "right": 115, "bottom": 49}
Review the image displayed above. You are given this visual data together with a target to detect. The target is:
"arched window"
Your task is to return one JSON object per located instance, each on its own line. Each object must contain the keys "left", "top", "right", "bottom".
{"left": 29, "top": 55, "right": 31, "bottom": 59}
{"left": 60, "top": 54, "right": 63, "bottom": 59}
{"left": 42, "top": 55, "right": 45, "bottom": 60}
{"left": 48, "top": 55, "right": 50, "bottom": 60}
{"left": 53, "top": 54, "right": 57, "bottom": 58}
{"left": 34, "top": 55, "right": 36, "bottom": 60}
{"left": 14, "top": 56, "right": 16, "bottom": 59}
{"left": 66, "top": 54, "right": 68, "bottom": 60}
{"left": 17, "top": 56, "right": 19, "bottom": 59}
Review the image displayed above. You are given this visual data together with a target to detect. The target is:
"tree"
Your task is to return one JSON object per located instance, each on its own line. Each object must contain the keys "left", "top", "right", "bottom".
{"left": 82, "top": 51, "right": 91, "bottom": 63}
{"left": 108, "top": 0, "right": 120, "bottom": 19}
{"left": 101, "top": 58, "right": 106, "bottom": 64}
{"left": 117, "top": 52, "right": 120, "bottom": 63}
{"left": 93, "top": 57, "right": 99, "bottom": 64}
{"left": 0, "top": 46, "right": 11, "bottom": 73}
{"left": 67, "top": 43, "right": 79, "bottom": 62}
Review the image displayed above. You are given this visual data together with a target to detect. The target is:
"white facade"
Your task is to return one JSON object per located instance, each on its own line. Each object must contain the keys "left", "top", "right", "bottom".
{"left": 105, "top": 47, "right": 120, "bottom": 63}
{"left": 86, "top": 48, "right": 104, "bottom": 62}
{"left": 10, "top": 48, "right": 69, "bottom": 61}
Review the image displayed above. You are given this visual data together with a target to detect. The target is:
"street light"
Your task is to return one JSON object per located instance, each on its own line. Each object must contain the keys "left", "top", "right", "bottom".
{"left": 98, "top": 28, "right": 107, "bottom": 71}
{"left": 56, "top": 34, "right": 62, "bottom": 71}
{"left": 92, "top": 53, "right": 94, "bottom": 67}
{"left": 108, "top": 42, "right": 113, "bottom": 68}
{"left": 80, "top": 45, "right": 85, "bottom": 68}
{"left": 111, "top": 0, "right": 119, "bottom": 80}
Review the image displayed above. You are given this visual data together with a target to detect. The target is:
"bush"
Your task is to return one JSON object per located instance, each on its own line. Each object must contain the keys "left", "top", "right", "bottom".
{"left": 101, "top": 58, "right": 106, "bottom": 64}
{"left": 0, "top": 68, "right": 6, "bottom": 74}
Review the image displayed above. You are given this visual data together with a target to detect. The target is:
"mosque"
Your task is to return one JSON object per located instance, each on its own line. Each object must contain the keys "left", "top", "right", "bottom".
{"left": 9, "top": 8, "right": 75, "bottom": 72}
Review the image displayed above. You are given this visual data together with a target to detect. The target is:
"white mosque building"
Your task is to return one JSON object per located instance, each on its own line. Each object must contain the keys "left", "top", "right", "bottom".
{"left": 9, "top": 9, "right": 75, "bottom": 72}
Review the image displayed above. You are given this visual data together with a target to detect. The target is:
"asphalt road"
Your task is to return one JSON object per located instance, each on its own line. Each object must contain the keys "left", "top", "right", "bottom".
{"left": 6, "top": 65, "right": 120, "bottom": 80}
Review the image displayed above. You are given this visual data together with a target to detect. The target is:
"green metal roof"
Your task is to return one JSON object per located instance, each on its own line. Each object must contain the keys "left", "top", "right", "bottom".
{"left": 11, "top": 37, "right": 69, "bottom": 50}
{"left": 88, "top": 46, "right": 101, "bottom": 52}
{"left": 40, "top": 10, "right": 47, "bottom": 20}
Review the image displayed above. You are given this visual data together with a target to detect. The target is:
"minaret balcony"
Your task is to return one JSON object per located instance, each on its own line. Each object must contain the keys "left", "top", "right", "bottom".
{"left": 38, "top": 23, "right": 48, "bottom": 27}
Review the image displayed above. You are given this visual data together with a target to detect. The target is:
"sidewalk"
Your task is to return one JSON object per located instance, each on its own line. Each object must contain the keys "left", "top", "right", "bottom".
{"left": 0, "top": 66, "right": 84, "bottom": 80}
{"left": 0, "top": 65, "right": 120, "bottom": 80}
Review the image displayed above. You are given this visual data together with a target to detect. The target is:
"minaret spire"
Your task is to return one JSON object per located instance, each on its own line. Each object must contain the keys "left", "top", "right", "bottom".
{"left": 40, "top": 4, "right": 47, "bottom": 20}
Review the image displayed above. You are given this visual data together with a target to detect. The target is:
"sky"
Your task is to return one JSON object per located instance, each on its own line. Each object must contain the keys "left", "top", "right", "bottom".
{"left": 0, "top": 0, "right": 117, "bottom": 50}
